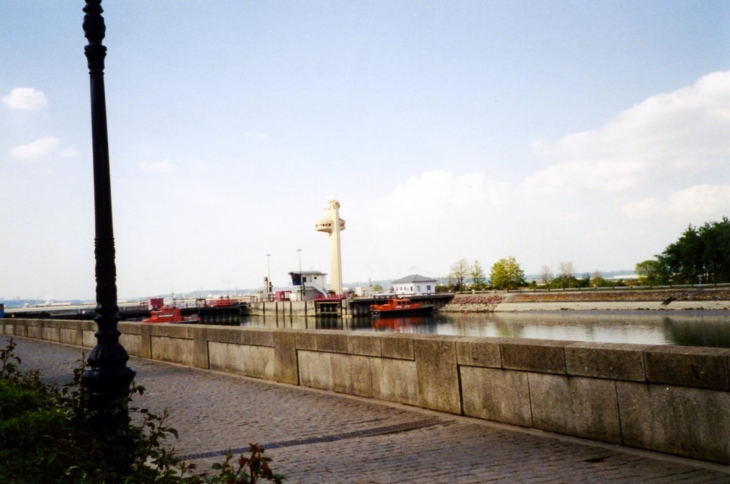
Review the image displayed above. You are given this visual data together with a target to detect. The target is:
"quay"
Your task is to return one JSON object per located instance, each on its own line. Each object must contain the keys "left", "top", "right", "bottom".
{"left": 6, "top": 316, "right": 730, "bottom": 478}
{"left": 5, "top": 334, "right": 730, "bottom": 483}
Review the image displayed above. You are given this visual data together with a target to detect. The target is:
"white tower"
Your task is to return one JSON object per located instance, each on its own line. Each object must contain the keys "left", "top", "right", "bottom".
{"left": 315, "top": 200, "right": 346, "bottom": 295}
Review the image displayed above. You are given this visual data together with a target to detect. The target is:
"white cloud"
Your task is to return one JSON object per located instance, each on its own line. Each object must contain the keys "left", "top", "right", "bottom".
{"left": 521, "top": 159, "right": 646, "bottom": 195}
{"left": 139, "top": 160, "right": 175, "bottom": 173}
{"left": 61, "top": 147, "right": 78, "bottom": 158}
{"left": 366, "top": 169, "right": 510, "bottom": 230}
{"left": 530, "top": 71, "right": 730, "bottom": 194}
{"left": 623, "top": 184, "right": 730, "bottom": 219}
{"left": 2, "top": 87, "right": 48, "bottom": 110}
{"left": 10, "top": 137, "right": 59, "bottom": 160}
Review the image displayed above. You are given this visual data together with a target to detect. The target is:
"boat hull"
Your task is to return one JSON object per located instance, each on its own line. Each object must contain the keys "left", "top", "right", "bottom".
{"left": 372, "top": 305, "right": 434, "bottom": 317}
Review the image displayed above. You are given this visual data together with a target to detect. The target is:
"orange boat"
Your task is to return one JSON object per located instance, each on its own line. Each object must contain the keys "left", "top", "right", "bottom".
{"left": 142, "top": 306, "right": 198, "bottom": 324}
{"left": 370, "top": 298, "right": 434, "bottom": 317}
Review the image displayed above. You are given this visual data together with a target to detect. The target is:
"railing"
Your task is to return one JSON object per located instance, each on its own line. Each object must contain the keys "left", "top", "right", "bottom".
{"left": 314, "top": 295, "right": 346, "bottom": 301}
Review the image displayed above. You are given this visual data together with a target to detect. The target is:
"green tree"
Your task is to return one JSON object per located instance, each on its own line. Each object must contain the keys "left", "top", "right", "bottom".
{"left": 471, "top": 260, "right": 487, "bottom": 289}
{"left": 635, "top": 260, "right": 665, "bottom": 285}
{"left": 652, "top": 217, "right": 730, "bottom": 284}
{"left": 489, "top": 257, "right": 526, "bottom": 290}
{"left": 557, "top": 261, "right": 575, "bottom": 288}
{"left": 590, "top": 270, "right": 606, "bottom": 287}
{"left": 372, "top": 284, "right": 383, "bottom": 292}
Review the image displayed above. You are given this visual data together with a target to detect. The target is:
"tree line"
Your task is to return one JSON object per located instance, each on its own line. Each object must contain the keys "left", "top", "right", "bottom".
{"left": 441, "top": 217, "right": 729, "bottom": 292}
{"left": 442, "top": 258, "right": 626, "bottom": 291}
{"left": 636, "top": 217, "right": 730, "bottom": 285}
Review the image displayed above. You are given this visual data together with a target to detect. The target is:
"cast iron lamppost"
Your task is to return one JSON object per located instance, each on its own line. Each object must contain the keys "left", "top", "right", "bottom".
{"left": 81, "top": 0, "right": 136, "bottom": 423}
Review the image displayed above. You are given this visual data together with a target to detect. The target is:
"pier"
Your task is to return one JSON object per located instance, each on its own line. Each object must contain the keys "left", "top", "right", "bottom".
{"left": 5, "top": 301, "right": 248, "bottom": 325}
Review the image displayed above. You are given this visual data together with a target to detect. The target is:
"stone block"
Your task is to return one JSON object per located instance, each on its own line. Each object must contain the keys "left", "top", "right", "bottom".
{"left": 192, "top": 327, "right": 209, "bottom": 369}
{"left": 298, "top": 350, "right": 333, "bottom": 391}
{"left": 456, "top": 337, "right": 502, "bottom": 368}
{"left": 566, "top": 342, "right": 646, "bottom": 381}
{"left": 295, "top": 330, "right": 318, "bottom": 350}
{"left": 371, "top": 358, "right": 419, "bottom": 406}
{"left": 139, "top": 323, "right": 152, "bottom": 358}
{"left": 529, "top": 373, "right": 621, "bottom": 444}
{"left": 206, "top": 326, "right": 246, "bottom": 345}
{"left": 644, "top": 345, "right": 730, "bottom": 390}
{"left": 41, "top": 323, "right": 60, "bottom": 343}
{"left": 331, "top": 354, "right": 373, "bottom": 397}
{"left": 273, "top": 330, "right": 298, "bottom": 384}
{"left": 380, "top": 334, "right": 415, "bottom": 360}
{"left": 414, "top": 337, "right": 461, "bottom": 414}
{"left": 617, "top": 381, "right": 730, "bottom": 464}
{"left": 241, "top": 328, "right": 274, "bottom": 347}
{"left": 120, "top": 333, "right": 142, "bottom": 356}
{"left": 27, "top": 325, "right": 41, "bottom": 340}
{"left": 316, "top": 331, "right": 348, "bottom": 353}
{"left": 460, "top": 367, "right": 532, "bottom": 427}
{"left": 59, "top": 328, "right": 83, "bottom": 346}
{"left": 150, "top": 336, "right": 195, "bottom": 366}
{"left": 208, "top": 342, "right": 275, "bottom": 379}
{"left": 118, "top": 321, "right": 141, "bottom": 335}
{"left": 501, "top": 339, "right": 567, "bottom": 374}
{"left": 149, "top": 324, "right": 193, "bottom": 340}
{"left": 347, "top": 333, "right": 381, "bottom": 356}
{"left": 82, "top": 330, "right": 96, "bottom": 348}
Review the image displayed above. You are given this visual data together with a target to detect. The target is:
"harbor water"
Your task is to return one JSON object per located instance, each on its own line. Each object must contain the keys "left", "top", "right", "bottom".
{"left": 238, "top": 310, "right": 730, "bottom": 349}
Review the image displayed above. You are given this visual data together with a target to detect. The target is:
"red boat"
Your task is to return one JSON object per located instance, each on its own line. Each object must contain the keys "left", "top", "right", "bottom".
{"left": 142, "top": 306, "right": 198, "bottom": 324}
{"left": 370, "top": 298, "right": 434, "bottom": 317}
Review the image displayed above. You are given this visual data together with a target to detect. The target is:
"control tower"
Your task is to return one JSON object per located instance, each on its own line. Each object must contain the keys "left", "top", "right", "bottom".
{"left": 315, "top": 200, "right": 346, "bottom": 295}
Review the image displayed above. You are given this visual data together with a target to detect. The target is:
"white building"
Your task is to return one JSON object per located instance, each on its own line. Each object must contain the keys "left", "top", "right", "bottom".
{"left": 289, "top": 271, "right": 329, "bottom": 301}
{"left": 391, "top": 275, "right": 437, "bottom": 295}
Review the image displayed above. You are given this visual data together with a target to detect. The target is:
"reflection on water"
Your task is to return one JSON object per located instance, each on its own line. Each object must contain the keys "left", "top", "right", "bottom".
{"left": 237, "top": 310, "right": 730, "bottom": 348}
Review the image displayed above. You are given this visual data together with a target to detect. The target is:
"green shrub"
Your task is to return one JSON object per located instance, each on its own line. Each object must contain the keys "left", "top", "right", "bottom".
{"left": 0, "top": 338, "right": 285, "bottom": 484}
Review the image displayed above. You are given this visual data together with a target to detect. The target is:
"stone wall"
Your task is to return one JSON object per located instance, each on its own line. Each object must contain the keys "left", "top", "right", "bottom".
{"left": 506, "top": 287, "right": 730, "bottom": 303}
{"left": 3, "top": 318, "right": 730, "bottom": 464}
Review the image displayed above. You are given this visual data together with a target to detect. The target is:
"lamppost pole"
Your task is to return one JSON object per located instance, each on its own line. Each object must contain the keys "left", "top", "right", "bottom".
{"left": 81, "top": 0, "right": 135, "bottom": 422}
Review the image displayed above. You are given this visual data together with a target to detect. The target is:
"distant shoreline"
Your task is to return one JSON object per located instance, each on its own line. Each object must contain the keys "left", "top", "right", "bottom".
{"left": 490, "top": 301, "right": 730, "bottom": 312}
{"left": 442, "top": 288, "right": 730, "bottom": 312}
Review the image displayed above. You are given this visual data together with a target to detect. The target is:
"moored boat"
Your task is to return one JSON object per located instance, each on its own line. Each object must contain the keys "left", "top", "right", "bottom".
{"left": 370, "top": 298, "right": 434, "bottom": 317}
{"left": 142, "top": 306, "right": 198, "bottom": 324}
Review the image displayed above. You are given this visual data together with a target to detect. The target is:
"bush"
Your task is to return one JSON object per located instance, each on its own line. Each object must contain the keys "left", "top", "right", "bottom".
{"left": 0, "top": 339, "right": 285, "bottom": 484}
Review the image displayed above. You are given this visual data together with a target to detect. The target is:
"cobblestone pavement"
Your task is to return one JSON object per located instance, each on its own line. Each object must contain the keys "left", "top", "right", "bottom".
{"left": 6, "top": 335, "right": 730, "bottom": 483}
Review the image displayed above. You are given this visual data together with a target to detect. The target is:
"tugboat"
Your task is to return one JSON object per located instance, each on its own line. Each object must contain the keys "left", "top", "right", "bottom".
{"left": 370, "top": 298, "right": 434, "bottom": 317}
{"left": 142, "top": 306, "right": 198, "bottom": 324}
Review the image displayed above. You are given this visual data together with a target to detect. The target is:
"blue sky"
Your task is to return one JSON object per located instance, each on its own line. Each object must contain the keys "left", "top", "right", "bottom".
{"left": 2, "top": 1, "right": 730, "bottom": 300}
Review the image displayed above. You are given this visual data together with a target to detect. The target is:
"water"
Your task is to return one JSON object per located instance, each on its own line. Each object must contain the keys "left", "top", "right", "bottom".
{"left": 238, "top": 310, "right": 730, "bottom": 348}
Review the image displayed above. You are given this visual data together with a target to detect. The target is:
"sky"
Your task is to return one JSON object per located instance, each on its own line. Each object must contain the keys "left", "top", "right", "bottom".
{"left": 2, "top": 1, "right": 730, "bottom": 301}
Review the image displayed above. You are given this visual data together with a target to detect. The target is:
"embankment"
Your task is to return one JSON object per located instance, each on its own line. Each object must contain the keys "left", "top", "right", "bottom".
{"left": 4, "top": 318, "right": 730, "bottom": 465}
{"left": 442, "top": 288, "right": 730, "bottom": 312}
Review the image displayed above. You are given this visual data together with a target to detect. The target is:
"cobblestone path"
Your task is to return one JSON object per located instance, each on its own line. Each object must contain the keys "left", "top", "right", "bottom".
{"left": 6, "top": 335, "right": 730, "bottom": 483}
